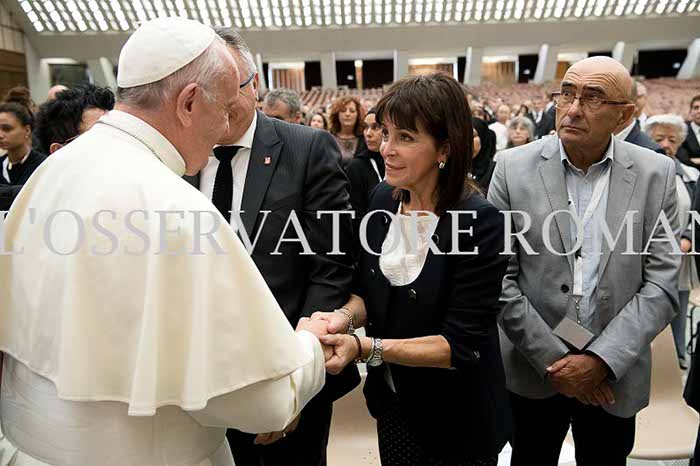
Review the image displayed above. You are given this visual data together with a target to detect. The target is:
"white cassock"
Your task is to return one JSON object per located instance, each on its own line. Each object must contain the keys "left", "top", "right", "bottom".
{"left": 0, "top": 110, "right": 325, "bottom": 466}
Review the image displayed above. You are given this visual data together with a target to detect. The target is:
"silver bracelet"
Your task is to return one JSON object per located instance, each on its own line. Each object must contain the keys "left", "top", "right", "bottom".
{"left": 334, "top": 308, "right": 355, "bottom": 335}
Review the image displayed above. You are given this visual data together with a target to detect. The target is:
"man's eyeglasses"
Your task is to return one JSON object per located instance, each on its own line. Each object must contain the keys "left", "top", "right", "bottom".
{"left": 552, "top": 91, "right": 629, "bottom": 113}
{"left": 240, "top": 71, "right": 255, "bottom": 89}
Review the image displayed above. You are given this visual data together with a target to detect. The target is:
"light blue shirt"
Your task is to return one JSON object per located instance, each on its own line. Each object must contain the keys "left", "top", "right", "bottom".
{"left": 559, "top": 138, "right": 614, "bottom": 329}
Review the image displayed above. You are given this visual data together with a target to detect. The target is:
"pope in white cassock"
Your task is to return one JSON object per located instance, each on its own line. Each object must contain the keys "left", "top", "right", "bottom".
{"left": 0, "top": 17, "right": 328, "bottom": 466}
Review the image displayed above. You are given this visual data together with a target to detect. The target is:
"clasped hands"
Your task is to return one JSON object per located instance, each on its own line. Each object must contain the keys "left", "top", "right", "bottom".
{"left": 296, "top": 311, "right": 362, "bottom": 375}
{"left": 546, "top": 353, "right": 616, "bottom": 407}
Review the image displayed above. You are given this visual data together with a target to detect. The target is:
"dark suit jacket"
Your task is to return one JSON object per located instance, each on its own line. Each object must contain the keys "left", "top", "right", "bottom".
{"left": 185, "top": 111, "right": 359, "bottom": 401}
{"left": 0, "top": 149, "right": 47, "bottom": 211}
{"left": 529, "top": 111, "right": 555, "bottom": 139}
{"left": 346, "top": 149, "right": 384, "bottom": 257}
{"left": 625, "top": 119, "right": 664, "bottom": 154}
{"left": 356, "top": 183, "right": 511, "bottom": 460}
{"left": 680, "top": 122, "right": 700, "bottom": 169}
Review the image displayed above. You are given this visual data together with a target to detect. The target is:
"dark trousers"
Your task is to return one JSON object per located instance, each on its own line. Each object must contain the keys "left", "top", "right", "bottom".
{"left": 509, "top": 392, "right": 636, "bottom": 466}
{"left": 226, "top": 394, "right": 333, "bottom": 466}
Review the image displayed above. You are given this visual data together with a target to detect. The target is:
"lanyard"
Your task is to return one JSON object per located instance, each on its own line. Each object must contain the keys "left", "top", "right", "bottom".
{"left": 567, "top": 164, "right": 611, "bottom": 300}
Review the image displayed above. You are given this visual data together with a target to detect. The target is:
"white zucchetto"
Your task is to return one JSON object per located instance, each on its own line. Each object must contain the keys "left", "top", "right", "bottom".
{"left": 117, "top": 17, "right": 216, "bottom": 88}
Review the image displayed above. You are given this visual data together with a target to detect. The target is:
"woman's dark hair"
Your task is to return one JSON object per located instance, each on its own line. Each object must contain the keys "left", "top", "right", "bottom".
{"left": 366, "top": 107, "right": 377, "bottom": 116}
{"left": 375, "top": 72, "right": 477, "bottom": 215}
{"left": 3, "top": 86, "right": 35, "bottom": 115}
{"left": 0, "top": 102, "right": 34, "bottom": 129}
{"left": 472, "top": 117, "right": 496, "bottom": 161}
{"left": 329, "top": 96, "right": 365, "bottom": 137}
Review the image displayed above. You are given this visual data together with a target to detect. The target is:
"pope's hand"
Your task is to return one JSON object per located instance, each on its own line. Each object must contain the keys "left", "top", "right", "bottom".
{"left": 254, "top": 414, "right": 301, "bottom": 446}
{"left": 296, "top": 317, "right": 333, "bottom": 362}
{"left": 310, "top": 311, "right": 350, "bottom": 335}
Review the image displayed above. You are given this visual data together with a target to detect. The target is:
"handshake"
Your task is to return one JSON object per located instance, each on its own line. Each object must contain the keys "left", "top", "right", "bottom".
{"left": 296, "top": 311, "right": 365, "bottom": 375}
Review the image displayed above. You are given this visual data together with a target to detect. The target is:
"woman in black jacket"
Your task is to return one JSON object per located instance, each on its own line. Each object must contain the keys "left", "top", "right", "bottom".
{"left": 471, "top": 117, "right": 497, "bottom": 195}
{"left": 347, "top": 107, "right": 385, "bottom": 256}
{"left": 306, "top": 73, "right": 511, "bottom": 465}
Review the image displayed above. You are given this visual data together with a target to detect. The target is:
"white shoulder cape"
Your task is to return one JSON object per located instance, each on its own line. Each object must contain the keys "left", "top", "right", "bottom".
{"left": 0, "top": 118, "right": 310, "bottom": 416}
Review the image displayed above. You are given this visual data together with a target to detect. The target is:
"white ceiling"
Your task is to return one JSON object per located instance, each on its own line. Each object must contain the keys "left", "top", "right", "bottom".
{"left": 13, "top": 0, "right": 700, "bottom": 34}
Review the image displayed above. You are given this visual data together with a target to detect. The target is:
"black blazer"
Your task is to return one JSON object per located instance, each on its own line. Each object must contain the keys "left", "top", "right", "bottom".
{"left": 185, "top": 111, "right": 359, "bottom": 400}
{"left": 356, "top": 183, "right": 511, "bottom": 460}
{"left": 529, "top": 111, "right": 555, "bottom": 139}
{"left": 0, "top": 149, "right": 47, "bottom": 210}
{"left": 625, "top": 119, "right": 664, "bottom": 154}
{"left": 680, "top": 122, "right": 700, "bottom": 169}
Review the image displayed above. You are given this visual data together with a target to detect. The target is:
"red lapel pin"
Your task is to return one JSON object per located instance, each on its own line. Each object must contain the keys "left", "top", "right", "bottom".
{"left": 264, "top": 156, "right": 271, "bottom": 165}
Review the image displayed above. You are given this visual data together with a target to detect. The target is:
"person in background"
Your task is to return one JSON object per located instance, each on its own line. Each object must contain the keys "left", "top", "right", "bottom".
{"left": 306, "top": 111, "right": 329, "bottom": 131}
{"left": 315, "top": 72, "right": 511, "bottom": 466}
{"left": 528, "top": 94, "right": 555, "bottom": 139}
{"left": 680, "top": 94, "right": 700, "bottom": 169}
{"left": 262, "top": 88, "right": 303, "bottom": 123}
{"left": 33, "top": 83, "right": 115, "bottom": 155}
{"left": 489, "top": 104, "right": 511, "bottom": 151}
{"left": 0, "top": 102, "right": 46, "bottom": 210}
{"left": 634, "top": 81, "right": 649, "bottom": 124}
{"left": 47, "top": 84, "right": 69, "bottom": 101}
{"left": 3, "top": 86, "right": 36, "bottom": 116}
{"left": 506, "top": 116, "right": 535, "bottom": 149}
{"left": 517, "top": 104, "right": 530, "bottom": 117}
{"left": 346, "top": 107, "right": 384, "bottom": 256}
{"left": 329, "top": 96, "right": 366, "bottom": 170}
{"left": 643, "top": 114, "right": 699, "bottom": 369}
{"left": 614, "top": 81, "right": 663, "bottom": 154}
{"left": 472, "top": 116, "right": 497, "bottom": 194}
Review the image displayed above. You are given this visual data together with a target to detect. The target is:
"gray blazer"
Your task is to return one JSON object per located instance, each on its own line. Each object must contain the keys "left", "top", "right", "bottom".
{"left": 488, "top": 135, "right": 681, "bottom": 418}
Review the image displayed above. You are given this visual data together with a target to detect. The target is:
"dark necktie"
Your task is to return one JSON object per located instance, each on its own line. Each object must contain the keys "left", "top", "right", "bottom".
{"left": 211, "top": 145, "right": 242, "bottom": 223}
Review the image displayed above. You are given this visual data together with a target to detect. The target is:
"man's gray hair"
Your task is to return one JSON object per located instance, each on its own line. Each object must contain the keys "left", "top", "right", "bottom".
{"left": 508, "top": 116, "right": 536, "bottom": 142}
{"left": 214, "top": 27, "right": 257, "bottom": 76}
{"left": 117, "top": 37, "right": 228, "bottom": 109}
{"left": 643, "top": 114, "right": 688, "bottom": 141}
{"left": 264, "top": 88, "right": 302, "bottom": 115}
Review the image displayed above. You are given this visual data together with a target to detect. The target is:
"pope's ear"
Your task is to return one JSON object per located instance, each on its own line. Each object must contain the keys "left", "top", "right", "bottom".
{"left": 49, "top": 142, "right": 63, "bottom": 154}
{"left": 175, "top": 83, "right": 199, "bottom": 128}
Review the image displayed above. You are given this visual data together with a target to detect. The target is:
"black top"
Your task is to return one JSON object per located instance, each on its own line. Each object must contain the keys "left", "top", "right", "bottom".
{"left": 356, "top": 182, "right": 512, "bottom": 460}
{"left": 680, "top": 121, "right": 700, "bottom": 170}
{"left": 472, "top": 117, "right": 497, "bottom": 195}
{"left": 0, "top": 149, "right": 47, "bottom": 210}
{"left": 0, "top": 149, "right": 46, "bottom": 185}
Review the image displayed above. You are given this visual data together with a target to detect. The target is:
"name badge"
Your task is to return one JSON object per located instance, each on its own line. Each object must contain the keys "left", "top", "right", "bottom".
{"left": 553, "top": 316, "right": 595, "bottom": 351}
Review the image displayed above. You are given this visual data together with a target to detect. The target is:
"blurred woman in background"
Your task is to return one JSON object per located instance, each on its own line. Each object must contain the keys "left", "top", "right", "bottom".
{"left": 329, "top": 96, "right": 366, "bottom": 169}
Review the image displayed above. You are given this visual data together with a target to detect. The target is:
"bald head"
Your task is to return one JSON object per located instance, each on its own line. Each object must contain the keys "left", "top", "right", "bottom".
{"left": 564, "top": 56, "right": 633, "bottom": 101}
{"left": 47, "top": 85, "right": 68, "bottom": 101}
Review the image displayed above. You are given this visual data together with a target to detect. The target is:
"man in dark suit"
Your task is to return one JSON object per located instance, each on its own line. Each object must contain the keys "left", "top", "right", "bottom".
{"left": 680, "top": 94, "right": 700, "bottom": 169}
{"left": 183, "top": 28, "right": 358, "bottom": 466}
{"left": 528, "top": 94, "right": 555, "bottom": 139}
{"left": 614, "top": 81, "right": 664, "bottom": 154}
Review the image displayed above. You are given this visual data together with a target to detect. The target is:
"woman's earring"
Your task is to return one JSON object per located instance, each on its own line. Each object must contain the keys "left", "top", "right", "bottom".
{"left": 439, "top": 161, "right": 445, "bottom": 170}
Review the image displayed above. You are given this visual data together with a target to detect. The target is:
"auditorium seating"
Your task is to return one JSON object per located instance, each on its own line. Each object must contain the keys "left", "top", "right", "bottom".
{"left": 299, "top": 78, "right": 700, "bottom": 119}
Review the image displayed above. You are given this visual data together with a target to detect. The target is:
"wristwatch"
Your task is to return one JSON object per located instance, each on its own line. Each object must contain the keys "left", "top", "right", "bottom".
{"left": 334, "top": 308, "right": 355, "bottom": 335}
{"left": 366, "top": 338, "right": 384, "bottom": 367}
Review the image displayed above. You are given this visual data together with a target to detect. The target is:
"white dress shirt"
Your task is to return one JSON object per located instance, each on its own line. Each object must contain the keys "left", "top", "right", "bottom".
{"left": 489, "top": 121, "right": 509, "bottom": 152}
{"left": 200, "top": 112, "right": 257, "bottom": 221}
{"left": 615, "top": 119, "right": 637, "bottom": 142}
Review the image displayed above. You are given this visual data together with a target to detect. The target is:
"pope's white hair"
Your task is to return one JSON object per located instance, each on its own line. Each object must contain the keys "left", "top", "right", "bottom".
{"left": 642, "top": 114, "right": 688, "bottom": 141}
{"left": 117, "top": 36, "right": 229, "bottom": 109}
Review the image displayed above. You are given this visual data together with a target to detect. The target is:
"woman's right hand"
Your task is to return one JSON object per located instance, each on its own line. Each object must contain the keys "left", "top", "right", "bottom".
{"left": 319, "top": 334, "right": 363, "bottom": 375}
{"left": 310, "top": 311, "right": 350, "bottom": 335}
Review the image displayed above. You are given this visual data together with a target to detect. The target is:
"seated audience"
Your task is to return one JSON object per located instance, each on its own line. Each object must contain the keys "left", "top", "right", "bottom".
{"left": 33, "top": 83, "right": 115, "bottom": 155}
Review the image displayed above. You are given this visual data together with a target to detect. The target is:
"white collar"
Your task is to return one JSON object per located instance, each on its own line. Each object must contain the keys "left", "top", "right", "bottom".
{"left": 691, "top": 121, "right": 700, "bottom": 136}
{"left": 615, "top": 119, "right": 637, "bottom": 142}
{"left": 97, "top": 110, "right": 186, "bottom": 176}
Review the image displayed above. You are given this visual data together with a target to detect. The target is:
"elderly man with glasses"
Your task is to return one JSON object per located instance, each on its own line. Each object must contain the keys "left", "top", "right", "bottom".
{"left": 488, "top": 56, "right": 680, "bottom": 466}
